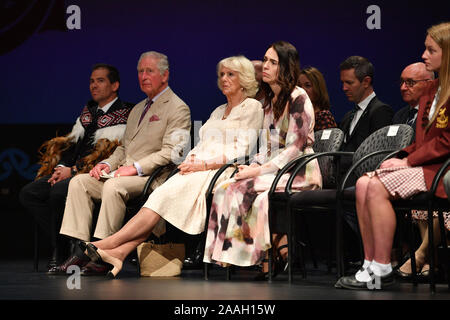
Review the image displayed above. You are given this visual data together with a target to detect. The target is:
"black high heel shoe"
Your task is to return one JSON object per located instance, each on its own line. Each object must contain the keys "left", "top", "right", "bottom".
{"left": 253, "top": 258, "right": 272, "bottom": 281}
{"left": 254, "top": 245, "right": 289, "bottom": 281}
{"left": 275, "top": 244, "right": 289, "bottom": 274}
{"left": 84, "top": 243, "right": 123, "bottom": 279}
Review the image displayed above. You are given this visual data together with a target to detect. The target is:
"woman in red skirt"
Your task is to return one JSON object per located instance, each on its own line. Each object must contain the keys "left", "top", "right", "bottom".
{"left": 337, "top": 21, "right": 450, "bottom": 290}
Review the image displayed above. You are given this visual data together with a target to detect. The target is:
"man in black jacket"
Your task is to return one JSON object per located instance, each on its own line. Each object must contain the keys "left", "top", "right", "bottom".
{"left": 337, "top": 56, "right": 393, "bottom": 266}
{"left": 19, "top": 63, "right": 134, "bottom": 271}
{"left": 338, "top": 56, "right": 394, "bottom": 183}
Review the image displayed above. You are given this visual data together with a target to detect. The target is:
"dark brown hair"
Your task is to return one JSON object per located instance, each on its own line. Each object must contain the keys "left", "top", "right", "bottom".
{"left": 261, "top": 41, "right": 301, "bottom": 120}
{"left": 300, "top": 66, "right": 331, "bottom": 111}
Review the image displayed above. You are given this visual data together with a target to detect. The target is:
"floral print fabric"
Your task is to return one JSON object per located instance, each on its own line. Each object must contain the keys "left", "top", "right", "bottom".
{"left": 203, "top": 87, "right": 322, "bottom": 267}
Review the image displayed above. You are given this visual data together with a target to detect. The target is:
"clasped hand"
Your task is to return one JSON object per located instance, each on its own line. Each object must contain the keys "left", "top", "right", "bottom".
{"left": 48, "top": 166, "right": 71, "bottom": 186}
{"left": 178, "top": 155, "right": 205, "bottom": 175}
{"left": 234, "top": 163, "right": 261, "bottom": 180}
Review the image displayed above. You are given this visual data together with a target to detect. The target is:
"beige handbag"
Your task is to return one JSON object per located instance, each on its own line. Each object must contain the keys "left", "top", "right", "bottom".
{"left": 136, "top": 241, "right": 185, "bottom": 277}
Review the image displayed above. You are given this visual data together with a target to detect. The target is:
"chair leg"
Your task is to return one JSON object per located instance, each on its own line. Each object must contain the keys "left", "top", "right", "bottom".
{"left": 287, "top": 202, "right": 294, "bottom": 283}
{"left": 427, "top": 202, "right": 436, "bottom": 294}
{"left": 303, "top": 216, "right": 318, "bottom": 269}
{"left": 327, "top": 215, "right": 334, "bottom": 274}
{"left": 336, "top": 205, "right": 345, "bottom": 278}
{"left": 268, "top": 247, "right": 273, "bottom": 283}
{"left": 298, "top": 243, "right": 306, "bottom": 279}
{"left": 136, "top": 249, "right": 141, "bottom": 276}
{"left": 437, "top": 210, "right": 449, "bottom": 291}
{"left": 406, "top": 211, "right": 418, "bottom": 286}
{"left": 296, "top": 213, "right": 307, "bottom": 278}
{"left": 33, "top": 221, "right": 39, "bottom": 272}
{"left": 204, "top": 263, "right": 209, "bottom": 280}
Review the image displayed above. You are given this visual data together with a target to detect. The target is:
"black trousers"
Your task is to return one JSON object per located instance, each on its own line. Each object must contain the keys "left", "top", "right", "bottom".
{"left": 19, "top": 175, "right": 72, "bottom": 249}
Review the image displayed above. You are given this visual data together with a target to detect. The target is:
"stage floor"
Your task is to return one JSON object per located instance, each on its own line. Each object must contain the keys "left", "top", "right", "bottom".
{"left": 0, "top": 259, "right": 449, "bottom": 301}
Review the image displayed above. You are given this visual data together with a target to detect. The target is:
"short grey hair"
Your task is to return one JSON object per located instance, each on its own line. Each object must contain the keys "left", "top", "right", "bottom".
{"left": 137, "top": 51, "right": 169, "bottom": 75}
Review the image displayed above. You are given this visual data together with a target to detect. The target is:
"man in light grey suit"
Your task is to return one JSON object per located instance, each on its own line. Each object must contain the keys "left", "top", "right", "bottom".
{"left": 52, "top": 51, "right": 191, "bottom": 274}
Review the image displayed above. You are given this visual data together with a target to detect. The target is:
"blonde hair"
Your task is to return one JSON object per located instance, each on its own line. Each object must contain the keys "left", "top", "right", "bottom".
{"left": 427, "top": 22, "right": 450, "bottom": 127}
{"left": 217, "top": 55, "right": 259, "bottom": 98}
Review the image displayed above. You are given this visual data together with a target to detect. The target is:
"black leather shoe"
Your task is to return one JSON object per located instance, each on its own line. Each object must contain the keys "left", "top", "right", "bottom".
{"left": 47, "top": 248, "right": 59, "bottom": 270}
{"left": 338, "top": 269, "right": 395, "bottom": 290}
{"left": 80, "top": 261, "right": 112, "bottom": 276}
{"left": 394, "top": 268, "right": 415, "bottom": 279}
{"left": 183, "top": 248, "right": 203, "bottom": 270}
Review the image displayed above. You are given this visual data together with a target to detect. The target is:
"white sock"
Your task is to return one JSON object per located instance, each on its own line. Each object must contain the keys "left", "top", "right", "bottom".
{"left": 355, "top": 268, "right": 372, "bottom": 282}
{"left": 355, "top": 259, "right": 372, "bottom": 276}
{"left": 370, "top": 260, "right": 392, "bottom": 277}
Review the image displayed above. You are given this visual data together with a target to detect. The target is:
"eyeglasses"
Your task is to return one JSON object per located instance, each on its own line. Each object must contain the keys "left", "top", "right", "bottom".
{"left": 400, "top": 78, "right": 431, "bottom": 88}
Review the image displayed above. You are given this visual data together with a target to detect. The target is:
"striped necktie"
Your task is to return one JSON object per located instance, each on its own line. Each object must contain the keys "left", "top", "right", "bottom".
{"left": 138, "top": 99, "right": 153, "bottom": 125}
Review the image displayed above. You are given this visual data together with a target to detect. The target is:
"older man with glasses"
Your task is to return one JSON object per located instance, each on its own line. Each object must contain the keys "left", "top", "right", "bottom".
{"left": 393, "top": 62, "right": 435, "bottom": 136}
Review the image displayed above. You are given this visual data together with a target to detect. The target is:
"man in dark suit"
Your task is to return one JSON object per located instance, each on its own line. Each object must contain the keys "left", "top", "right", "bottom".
{"left": 19, "top": 64, "right": 134, "bottom": 271}
{"left": 338, "top": 56, "right": 393, "bottom": 266}
{"left": 338, "top": 56, "right": 394, "bottom": 182}
{"left": 393, "top": 62, "right": 434, "bottom": 137}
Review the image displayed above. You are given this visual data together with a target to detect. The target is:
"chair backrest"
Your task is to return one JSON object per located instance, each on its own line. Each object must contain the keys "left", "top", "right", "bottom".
{"left": 352, "top": 124, "right": 414, "bottom": 179}
{"left": 313, "top": 128, "right": 345, "bottom": 188}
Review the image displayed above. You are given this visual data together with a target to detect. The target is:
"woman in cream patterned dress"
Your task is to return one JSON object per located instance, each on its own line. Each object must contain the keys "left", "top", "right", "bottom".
{"left": 203, "top": 41, "right": 322, "bottom": 276}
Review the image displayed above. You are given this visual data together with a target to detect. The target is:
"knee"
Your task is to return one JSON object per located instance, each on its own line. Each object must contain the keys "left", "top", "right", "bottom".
{"left": 366, "top": 177, "right": 388, "bottom": 203}
{"left": 19, "top": 180, "right": 42, "bottom": 206}
{"left": 49, "top": 183, "right": 69, "bottom": 206}
{"left": 102, "top": 178, "right": 127, "bottom": 198}
{"left": 355, "top": 176, "right": 370, "bottom": 203}
{"left": 68, "top": 174, "right": 89, "bottom": 192}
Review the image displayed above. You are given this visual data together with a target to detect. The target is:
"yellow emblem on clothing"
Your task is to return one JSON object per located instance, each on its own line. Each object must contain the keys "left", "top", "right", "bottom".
{"left": 436, "top": 107, "right": 448, "bottom": 128}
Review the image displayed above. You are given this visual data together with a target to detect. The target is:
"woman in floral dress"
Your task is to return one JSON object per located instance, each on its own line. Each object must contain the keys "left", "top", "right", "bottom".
{"left": 203, "top": 41, "right": 322, "bottom": 274}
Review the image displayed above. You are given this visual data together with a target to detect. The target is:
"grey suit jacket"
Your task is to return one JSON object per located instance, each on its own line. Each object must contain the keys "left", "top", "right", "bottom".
{"left": 104, "top": 87, "right": 191, "bottom": 175}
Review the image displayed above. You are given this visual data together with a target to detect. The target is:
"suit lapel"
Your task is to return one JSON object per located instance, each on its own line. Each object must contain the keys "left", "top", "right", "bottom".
{"left": 340, "top": 112, "right": 353, "bottom": 137}
{"left": 346, "top": 96, "right": 377, "bottom": 141}
{"left": 108, "top": 98, "right": 123, "bottom": 112}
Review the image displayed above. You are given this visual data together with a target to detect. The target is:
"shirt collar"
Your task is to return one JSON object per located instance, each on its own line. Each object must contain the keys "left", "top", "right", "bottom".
{"left": 98, "top": 97, "right": 118, "bottom": 113}
{"left": 150, "top": 86, "right": 169, "bottom": 104}
{"left": 357, "top": 91, "right": 376, "bottom": 111}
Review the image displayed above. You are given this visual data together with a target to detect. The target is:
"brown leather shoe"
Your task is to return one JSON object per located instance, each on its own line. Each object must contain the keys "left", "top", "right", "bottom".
{"left": 47, "top": 254, "right": 90, "bottom": 275}
{"left": 80, "top": 261, "right": 112, "bottom": 276}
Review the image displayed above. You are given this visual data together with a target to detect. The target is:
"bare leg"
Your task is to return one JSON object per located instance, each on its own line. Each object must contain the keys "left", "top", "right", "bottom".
{"left": 355, "top": 176, "right": 374, "bottom": 262}
{"left": 91, "top": 207, "right": 161, "bottom": 261}
{"left": 366, "top": 177, "right": 396, "bottom": 264}
{"left": 416, "top": 219, "right": 441, "bottom": 272}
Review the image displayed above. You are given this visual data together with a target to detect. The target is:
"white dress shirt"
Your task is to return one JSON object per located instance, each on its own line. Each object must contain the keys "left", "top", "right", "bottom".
{"left": 349, "top": 91, "right": 376, "bottom": 136}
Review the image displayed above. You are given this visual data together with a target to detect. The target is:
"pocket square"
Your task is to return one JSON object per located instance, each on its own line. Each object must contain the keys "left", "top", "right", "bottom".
{"left": 149, "top": 115, "right": 160, "bottom": 122}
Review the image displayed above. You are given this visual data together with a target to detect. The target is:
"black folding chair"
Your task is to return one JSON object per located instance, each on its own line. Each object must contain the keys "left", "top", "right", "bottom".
{"left": 391, "top": 158, "right": 450, "bottom": 293}
{"left": 267, "top": 128, "right": 345, "bottom": 282}
{"left": 274, "top": 124, "right": 414, "bottom": 282}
